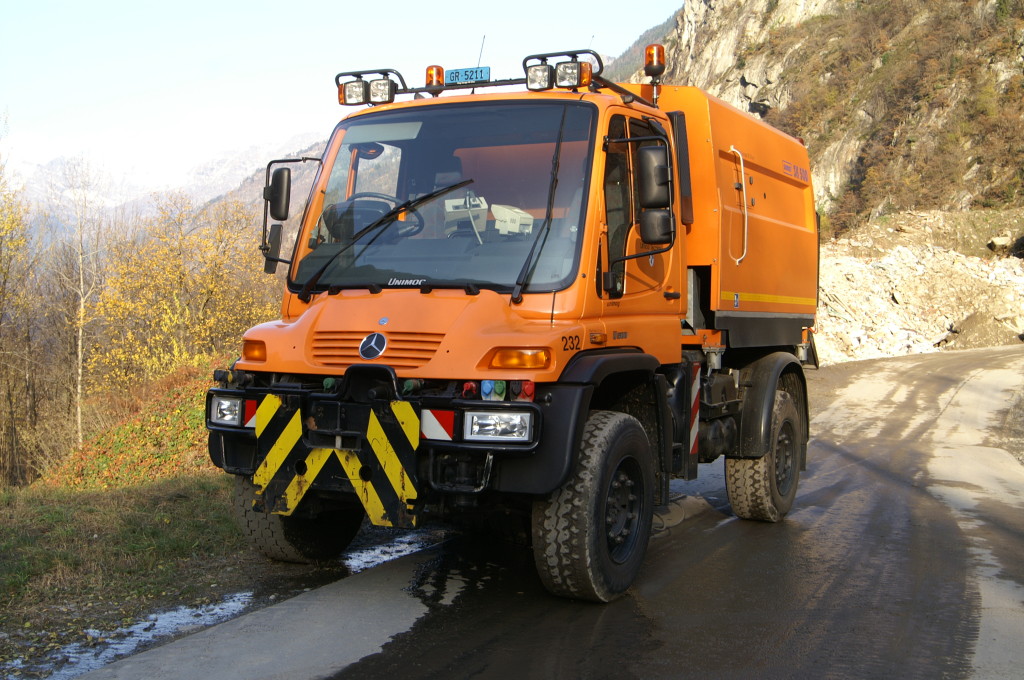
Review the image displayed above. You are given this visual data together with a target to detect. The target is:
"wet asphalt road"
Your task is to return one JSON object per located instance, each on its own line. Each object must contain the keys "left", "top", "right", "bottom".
{"left": 83, "top": 347, "right": 1024, "bottom": 680}
{"left": 334, "top": 347, "right": 1024, "bottom": 680}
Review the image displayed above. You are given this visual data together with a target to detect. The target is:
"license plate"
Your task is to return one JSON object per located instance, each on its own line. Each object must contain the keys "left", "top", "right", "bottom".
{"left": 445, "top": 66, "right": 491, "bottom": 84}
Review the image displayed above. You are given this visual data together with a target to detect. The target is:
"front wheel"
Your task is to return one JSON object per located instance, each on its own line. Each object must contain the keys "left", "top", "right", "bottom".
{"left": 531, "top": 411, "right": 655, "bottom": 602}
{"left": 231, "top": 476, "right": 364, "bottom": 563}
{"left": 726, "top": 390, "right": 802, "bottom": 522}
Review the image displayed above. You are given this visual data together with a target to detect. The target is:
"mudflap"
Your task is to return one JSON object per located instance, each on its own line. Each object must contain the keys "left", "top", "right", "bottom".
{"left": 252, "top": 393, "right": 420, "bottom": 528}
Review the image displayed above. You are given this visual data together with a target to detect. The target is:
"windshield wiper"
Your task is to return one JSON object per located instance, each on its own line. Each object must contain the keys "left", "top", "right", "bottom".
{"left": 297, "top": 179, "right": 473, "bottom": 302}
{"left": 511, "top": 108, "right": 568, "bottom": 304}
{"left": 509, "top": 109, "right": 569, "bottom": 305}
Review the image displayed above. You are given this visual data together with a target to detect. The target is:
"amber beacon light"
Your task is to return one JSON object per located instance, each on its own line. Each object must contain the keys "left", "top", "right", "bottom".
{"left": 425, "top": 65, "right": 445, "bottom": 96}
{"left": 644, "top": 44, "right": 667, "bottom": 105}
{"left": 644, "top": 44, "right": 666, "bottom": 79}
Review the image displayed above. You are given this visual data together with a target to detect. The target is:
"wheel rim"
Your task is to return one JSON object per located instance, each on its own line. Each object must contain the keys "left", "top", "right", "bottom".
{"left": 604, "top": 456, "right": 644, "bottom": 564}
{"left": 774, "top": 420, "right": 797, "bottom": 495}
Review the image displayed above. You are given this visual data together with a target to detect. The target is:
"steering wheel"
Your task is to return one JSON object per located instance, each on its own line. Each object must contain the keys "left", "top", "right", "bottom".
{"left": 346, "top": 192, "right": 425, "bottom": 237}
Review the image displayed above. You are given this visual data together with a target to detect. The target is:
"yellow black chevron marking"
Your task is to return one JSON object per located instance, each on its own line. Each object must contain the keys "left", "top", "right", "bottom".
{"left": 391, "top": 400, "right": 420, "bottom": 450}
{"left": 368, "top": 406, "right": 418, "bottom": 511}
{"left": 253, "top": 402, "right": 302, "bottom": 490}
{"left": 278, "top": 448, "right": 335, "bottom": 517}
{"left": 254, "top": 393, "right": 281, "bottom": 438}
{"left": 252, "top": 395, "right": 421, "bottom": 527}
{"left": 335, "top": 448, "right": 391, "bottom": 526}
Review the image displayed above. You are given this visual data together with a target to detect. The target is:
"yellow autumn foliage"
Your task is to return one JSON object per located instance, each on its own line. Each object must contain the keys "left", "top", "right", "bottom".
{"left": 0, "top": 160, "right": 36, "bottom": 484}
{"left": 88, "top": 195, "right": 279, "bottom": 392}
{"left": 0, "top": 167, "right": 29, "bottom": 325}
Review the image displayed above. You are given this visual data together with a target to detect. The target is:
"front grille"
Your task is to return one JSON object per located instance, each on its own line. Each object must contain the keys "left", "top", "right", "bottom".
{"left": 311, "top": 331, "right": 444, "bottom": 369}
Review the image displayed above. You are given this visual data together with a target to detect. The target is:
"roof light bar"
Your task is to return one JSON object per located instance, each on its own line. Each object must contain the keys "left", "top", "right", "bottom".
{"left": 522, "top": 49, "right": 603, "bottom": 92}
{"left": 334, "top": 48, "right": 632, "bottom": 105}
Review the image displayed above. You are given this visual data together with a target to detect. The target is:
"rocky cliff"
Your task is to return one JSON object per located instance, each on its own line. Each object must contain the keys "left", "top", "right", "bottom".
{"left": 628, "top": 0, "right": 1024, "bottom": 226}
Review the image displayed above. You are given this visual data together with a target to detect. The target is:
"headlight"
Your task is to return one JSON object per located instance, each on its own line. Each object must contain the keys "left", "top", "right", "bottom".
{"left": 526, "top": 64, "right": 555, "bottom": 91}
{"left": 210, "top": 396, "right": 243, "bottom": 427}
{"left": 555, "top": 60, "right": 592, "bottom": 88}
{"left": 369, "top": 78, "right": 397, "bottom": 104}
{"left": 341, "top": 79, "right": 370, "bottom": 105}
{"left": 463, "top": 411, "right": 533, "bottom": 442}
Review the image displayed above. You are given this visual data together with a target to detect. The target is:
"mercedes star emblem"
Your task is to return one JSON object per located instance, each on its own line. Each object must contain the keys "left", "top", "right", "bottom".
{"left": 359, "top": 332, "right": 388, "bottom": 360}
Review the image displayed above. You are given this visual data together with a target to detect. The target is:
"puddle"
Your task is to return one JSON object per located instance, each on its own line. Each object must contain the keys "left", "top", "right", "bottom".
{"left": 343, "top": 530, "right": 443, "bottom": 574}
{"left": 4, "top": 528, "right": 446, "bottom": 679}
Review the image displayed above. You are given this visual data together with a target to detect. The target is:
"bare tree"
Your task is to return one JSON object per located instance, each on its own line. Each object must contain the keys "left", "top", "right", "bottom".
{"left": 38, "top": 157, "right": 109, "bottom": 449}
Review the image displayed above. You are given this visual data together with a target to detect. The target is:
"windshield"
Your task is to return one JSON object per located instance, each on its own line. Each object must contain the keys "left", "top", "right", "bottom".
{"left": 292, "top": 101, "right": 595, "bottom": 295}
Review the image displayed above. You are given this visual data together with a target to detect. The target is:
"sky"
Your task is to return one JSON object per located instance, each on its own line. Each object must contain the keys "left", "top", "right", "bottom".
{"left": 0, "top": 0, "right": 682, "bottom": 192}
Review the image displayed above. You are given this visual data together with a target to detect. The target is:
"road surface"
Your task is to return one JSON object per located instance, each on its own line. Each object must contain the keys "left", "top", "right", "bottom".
{"left": 81, "top": 346, "right": 1024, "bottom": 679}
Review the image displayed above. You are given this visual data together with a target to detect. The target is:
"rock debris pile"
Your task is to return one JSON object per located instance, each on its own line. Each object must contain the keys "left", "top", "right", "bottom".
{"left": 814, "top": 210, "right": 1024, "bottom": 365}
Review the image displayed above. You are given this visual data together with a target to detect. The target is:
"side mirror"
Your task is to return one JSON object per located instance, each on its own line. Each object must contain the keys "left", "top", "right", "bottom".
{"left": 263, "top": 223, "right": 283, "bottom": 274}
{"left": 640, "top": 209, "right": 672, "bottom": 245}
{"left": 264, "top": 168, "right": 291, "bottom": 221}
{"left": 636, "top": 146, "right": 671, "bottom": 209}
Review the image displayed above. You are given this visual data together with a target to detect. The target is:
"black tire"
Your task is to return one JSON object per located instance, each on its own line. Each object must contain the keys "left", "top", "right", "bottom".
{"left": 726, "top": 390, "right": 802, "bottom": 522}
{"left": 231, "top": 476, "right": 364, "bottom": 563}
{"left": 531, "top": 411, "right": 655, "bottom": 602}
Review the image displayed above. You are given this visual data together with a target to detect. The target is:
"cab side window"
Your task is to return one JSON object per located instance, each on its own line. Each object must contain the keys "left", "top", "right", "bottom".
{"left": 604, "top": 116, "right": 631, "bottom": 291}
{"left": 603, "top": 115, "right": 657, "bottom": 295}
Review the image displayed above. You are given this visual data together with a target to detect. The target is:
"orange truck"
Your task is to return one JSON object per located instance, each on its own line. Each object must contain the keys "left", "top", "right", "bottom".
{"left": 206, "top": 46, "right": 818, "bottom": 602}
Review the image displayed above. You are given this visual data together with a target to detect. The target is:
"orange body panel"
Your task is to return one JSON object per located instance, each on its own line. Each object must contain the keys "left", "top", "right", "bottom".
{"left": 631, "top": 85, "right": 818, "bottom": 317}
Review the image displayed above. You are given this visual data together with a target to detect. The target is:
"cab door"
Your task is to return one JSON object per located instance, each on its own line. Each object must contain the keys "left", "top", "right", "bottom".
{"left": 597, "top": 110, "right": 683, "bottom": 357}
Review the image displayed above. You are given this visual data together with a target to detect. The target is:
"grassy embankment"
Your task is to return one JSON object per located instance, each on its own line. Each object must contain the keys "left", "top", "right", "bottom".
{"left": 0, "top": 367, "right": 253, "bottom": 669}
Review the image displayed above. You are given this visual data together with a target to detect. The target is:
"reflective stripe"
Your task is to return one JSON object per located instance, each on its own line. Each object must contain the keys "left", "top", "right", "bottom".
{"left": 421, "top": 409, "right": 455, "bottom": 441}
{"left": 720, "top": 290, "right": 817, "bottom": 308}
{"left": 690, "top": 362, "right": 701, "bottom": 457}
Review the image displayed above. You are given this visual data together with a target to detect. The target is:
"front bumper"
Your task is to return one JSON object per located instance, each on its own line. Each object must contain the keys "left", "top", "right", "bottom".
{"left": 206, "top": 382, "right": 551, "bottom": 528}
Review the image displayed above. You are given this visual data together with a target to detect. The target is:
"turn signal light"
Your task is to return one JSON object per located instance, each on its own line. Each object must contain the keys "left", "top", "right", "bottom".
{"left": 488, "top": 348, "right": 551, "bottom": 370}
{"left": 242, "top": 340, "right": 267, "bottom": 362}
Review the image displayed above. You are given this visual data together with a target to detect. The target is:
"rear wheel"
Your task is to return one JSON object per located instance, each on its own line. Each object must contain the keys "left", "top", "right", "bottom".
{"left": 531, "top": 411, "right": 654, "bottom": 602}
{"left": 726, "top": 390, "right": 802, "bottom": 522}
{"left": 231, "top": 476, "right": 364, "bottom": 563}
